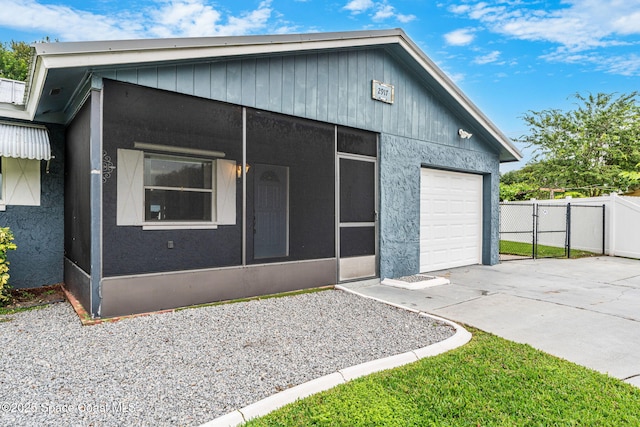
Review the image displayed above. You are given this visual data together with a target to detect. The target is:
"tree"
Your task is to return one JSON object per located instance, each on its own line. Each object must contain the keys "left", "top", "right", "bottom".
{"left": 0, "top": 41, "right": 32, "bottom": 81}
{"left": 517, "top": 92, "right": 640, "bottom": 197}
{"left": 500, "top": 164, "right": 556, "bottom": 201}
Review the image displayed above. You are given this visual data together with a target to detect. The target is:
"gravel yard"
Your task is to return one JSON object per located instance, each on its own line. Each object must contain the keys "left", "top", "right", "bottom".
{"left": 0, "top": 289, "right": 455, "bottom": 426}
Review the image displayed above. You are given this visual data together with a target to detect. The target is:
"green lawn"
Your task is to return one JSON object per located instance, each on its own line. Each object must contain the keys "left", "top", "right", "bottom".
{"left": 500, "top": 240, "right": 597, "bottom": 259}
{"left": 246, "top": 329, "right": 640, "bottom": 426}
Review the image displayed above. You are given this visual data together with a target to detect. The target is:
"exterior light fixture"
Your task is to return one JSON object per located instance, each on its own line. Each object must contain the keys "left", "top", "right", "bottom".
{"left": 236, "top": 163, "right": 250, "bottom": 178}
{"left": 458, "top": 129, "right": 473, "bottom": 139}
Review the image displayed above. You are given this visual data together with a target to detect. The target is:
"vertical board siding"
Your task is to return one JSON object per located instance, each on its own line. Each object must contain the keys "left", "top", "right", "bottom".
{"left": 226, "top": 60, "right": 242, "bottom": 104}
{"left": 254, "top": 57, "right": 270, "bottom": 111}
{"left": 138, "top": 67, "right": 158, "bottom": 88}
{"left": 116, "top": 68, "right": 138, "bottom": 84}
{"left": 98, "top": 48, "right": 495, "bottom": 154}
{"left": 176, "top": 64, "right": 194, "bottom": 95}
{"left": 293, "top": 55, "right": 307, "bottom": 117}
{"left": 194, "top": 63, "right": 211, "bottom": 98}
{"left": 241, "top": 59, "right": 257, "bottom": 107}
{"left": 281, "top": 56, "right": 295, "bottom": 115}
{"left": 210, "top": 62, "right": 227, "bottom": 101}
{"left": 357, "top": 51, "right": 367, "bottom": 127}
{"left": 346, "top": 52, "right": 358, "bottom": 127}
{"left": 305, "top": 55, "right": 318, "bottom": 119}
{"left": 157, "top": 65, "right": 177, "bottom": 92}
{"left": 268, "top": 57, "right": 283, "bottom": 112}
{"left": 316, "top": 53, "right": 329, "bottom": 123}
{"left": 326, "top": 53, "right": 339, "bottom": 124}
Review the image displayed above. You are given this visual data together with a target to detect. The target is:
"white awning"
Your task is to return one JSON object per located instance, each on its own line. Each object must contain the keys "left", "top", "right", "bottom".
{"left": 0, "top": 122, "right": 51, "bottom": 161}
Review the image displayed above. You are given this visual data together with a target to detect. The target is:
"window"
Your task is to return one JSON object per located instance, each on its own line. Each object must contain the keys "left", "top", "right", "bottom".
{"left": 0, "top": 156, "right": 41, "bottom": 210}
{"left": 144, "top": 154, "right": 214, "bottom": 222}
{"left": 117, "top": 148, "right": 236, "bottom": 229}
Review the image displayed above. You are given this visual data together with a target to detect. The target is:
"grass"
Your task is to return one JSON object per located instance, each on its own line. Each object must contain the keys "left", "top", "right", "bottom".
{"left": 0, "top": 304, "right": 47, "bottom": 318}
{"left": 500, "top": 240, "right": 597, "bottom": 259}
{"left": 246, "top": 329, "right": 640, "bottom": 427}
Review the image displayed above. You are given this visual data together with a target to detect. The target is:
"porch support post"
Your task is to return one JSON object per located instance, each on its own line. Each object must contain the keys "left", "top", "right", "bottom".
{"left": 89, "top": 75, "right": 103, "bottom": 317}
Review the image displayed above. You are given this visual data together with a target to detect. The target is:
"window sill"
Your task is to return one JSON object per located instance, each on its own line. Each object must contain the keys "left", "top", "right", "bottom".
{"left": 142, "top": 223, "right": 220, "bottom": 231}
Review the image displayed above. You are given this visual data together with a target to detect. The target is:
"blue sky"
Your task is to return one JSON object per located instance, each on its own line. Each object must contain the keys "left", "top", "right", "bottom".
{"left": 1, "top": 0, "right": 639, "bottom": 171}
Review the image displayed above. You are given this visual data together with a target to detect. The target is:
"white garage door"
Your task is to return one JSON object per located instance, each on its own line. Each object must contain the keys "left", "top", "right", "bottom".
{"left": 420, "top": 168, "right": 482, "bottom": 272}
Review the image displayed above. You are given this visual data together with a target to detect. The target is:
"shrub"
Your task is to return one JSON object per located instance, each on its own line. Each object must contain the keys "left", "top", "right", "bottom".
{"left": 0, "top": 227, "right": 17, "bottom": 306}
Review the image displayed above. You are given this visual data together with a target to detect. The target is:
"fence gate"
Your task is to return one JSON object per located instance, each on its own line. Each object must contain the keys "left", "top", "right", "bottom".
{"left": 500, "top": 202, "right": 605, "bottom": 261}
{"left": 499, "top": 203, "right": 535, "bottom": 260}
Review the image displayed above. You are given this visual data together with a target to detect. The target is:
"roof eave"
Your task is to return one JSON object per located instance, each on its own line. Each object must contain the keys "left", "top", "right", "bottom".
{"left": 25, "top": 29, "right": 522, "bottom": 161}
{"left": 33, "top": 29, "right": 406, "bottom": 69}
{"left": 393, "top": 35, "right": 522, "bottom": 162}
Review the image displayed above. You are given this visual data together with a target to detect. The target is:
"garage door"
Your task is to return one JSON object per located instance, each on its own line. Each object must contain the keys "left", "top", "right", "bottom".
{"left": 420, "top": 168, "right": 482, "bottom": 272}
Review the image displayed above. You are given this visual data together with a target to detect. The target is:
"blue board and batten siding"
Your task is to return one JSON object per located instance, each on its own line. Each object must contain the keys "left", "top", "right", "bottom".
{"left": 96, "top": 49, "right": 486, "bottom": 145}
{"left": 96, "top": 46, "right": 501, "bottom": 279}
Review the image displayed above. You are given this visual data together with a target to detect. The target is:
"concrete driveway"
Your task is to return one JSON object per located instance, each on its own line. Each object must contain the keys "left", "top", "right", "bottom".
{"left": 343, "top": 256, "right": 640, "bottom": 387}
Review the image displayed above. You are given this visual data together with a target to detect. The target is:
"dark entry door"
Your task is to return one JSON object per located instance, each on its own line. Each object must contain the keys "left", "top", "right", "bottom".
{"left": 254, "top": 164, "right": 289, "bottom": 259}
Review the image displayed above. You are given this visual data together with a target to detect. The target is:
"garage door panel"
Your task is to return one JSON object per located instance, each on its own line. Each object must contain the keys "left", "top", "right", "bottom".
{"left": 420, "top": 168, "right": 482, "bottom": 272}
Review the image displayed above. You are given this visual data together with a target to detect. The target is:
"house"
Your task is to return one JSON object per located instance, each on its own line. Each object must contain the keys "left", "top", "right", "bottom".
{"left": 0, "top": 29, "right": 521, "bottom": 318}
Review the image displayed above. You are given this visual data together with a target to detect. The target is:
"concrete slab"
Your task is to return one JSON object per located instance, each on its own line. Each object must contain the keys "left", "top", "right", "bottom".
{"left": 434, "top": 293, "right": 640, "bottom": 381}
{"left": 343, "top": 256, "right": 640, "bottom": 388}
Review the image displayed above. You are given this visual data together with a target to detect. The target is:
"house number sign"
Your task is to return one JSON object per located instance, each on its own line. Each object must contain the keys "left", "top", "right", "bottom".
{"left": 372, "top": 80, "right": 394, "bottom": 104}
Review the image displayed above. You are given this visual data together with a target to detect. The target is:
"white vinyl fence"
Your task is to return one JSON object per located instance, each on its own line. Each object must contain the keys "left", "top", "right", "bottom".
{"left": 501, "top": 194, "right": 640, "bottom": 259}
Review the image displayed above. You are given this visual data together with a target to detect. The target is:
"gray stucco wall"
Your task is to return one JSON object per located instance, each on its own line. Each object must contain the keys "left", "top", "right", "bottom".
{"left": 379, "top": 133, "right": 500, "bottom": 279}
{"left": 4, "top": 125, "right": 65, "bottom": 289}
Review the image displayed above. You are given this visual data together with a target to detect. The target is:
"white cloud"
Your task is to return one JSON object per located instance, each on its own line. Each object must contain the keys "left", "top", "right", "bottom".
{"left": 444, "top": 28, "right": 476, "bottom": 46}
{"left": 447, "top": 0, "right": 640, "bottom": 75}
{"left": 600, "top": 54, "right": 640, "bottom": 76}
{"left": 396, "top": 13, "right": 416, "bottom": 23}
{"left": 0, "top": 0, "right": 141, "bottom": 41}
{"left": 543, "top": 50, "right": 640, "bottom": 77}
{"left": 149, "top": 0, "right": 224, "bottom": 38}
{"left": 474, "top": 50, "right": 501, "bottom": 64}
{"left": 449, "top": 0, "right": 640, "bottom": 52}
{"left": 0, "top": 0, "right": 273, "bottom": 41}
{"left": 373, "top": 4, "right": 394, "bottom": 20}
{"left": 611, "top": 11, "right": 640, "bottom": 34}
{"left": 344, "top": 0, "right": 415, "bottom": 22}
{"left": 343, "top": 0, "right": 374, "bottom": 14}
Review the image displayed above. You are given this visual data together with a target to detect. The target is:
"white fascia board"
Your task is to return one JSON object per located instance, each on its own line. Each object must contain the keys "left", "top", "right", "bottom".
{"left": 0, "top": 104, "right": 31, "bottom": 121}
{"left": 37, "top": 35, "right": 397, "bottom": 70}
{"left": 396, "top": 37, "right": 522, "bottom": 161}
{"left": 0, "top": 57, "right": 48, "bottom": 121}
{"left": 23, "top": 58, "right": 49, "bottom": 120}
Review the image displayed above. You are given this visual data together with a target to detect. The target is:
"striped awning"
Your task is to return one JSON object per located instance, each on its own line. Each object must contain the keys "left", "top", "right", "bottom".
{"left": 0, "top": 122, "right": 51, "bottom": 161}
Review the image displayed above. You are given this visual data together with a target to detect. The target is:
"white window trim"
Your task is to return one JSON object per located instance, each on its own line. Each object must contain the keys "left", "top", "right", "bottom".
{"left": 143, "top": 153, "right": 217, "bottom": 226}
{"left": 117, "top": 148, "right": 236, "bottom": 230}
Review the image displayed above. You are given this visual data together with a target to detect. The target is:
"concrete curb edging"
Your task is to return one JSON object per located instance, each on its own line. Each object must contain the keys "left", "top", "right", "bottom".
{"left": 200, "top": 286, "right": 472, "bottom": 427}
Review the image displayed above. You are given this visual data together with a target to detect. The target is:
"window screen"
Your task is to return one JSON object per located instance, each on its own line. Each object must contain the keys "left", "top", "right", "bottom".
{"left": 338, "top": 126, "right": 377, "bottom": 157}
{"left": 246, "top": 109, "right": 335, "bottom": 264}
{"left": 143, "top": 154, "right": 214, "bottom": 222}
